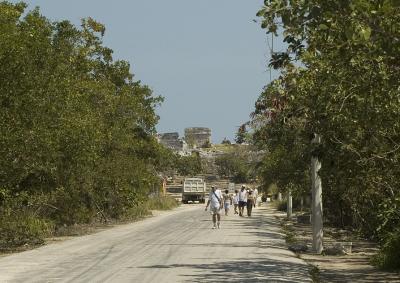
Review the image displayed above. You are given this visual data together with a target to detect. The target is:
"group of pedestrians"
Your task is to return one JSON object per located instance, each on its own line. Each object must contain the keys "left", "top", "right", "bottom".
{"left": 237, "top": 185, "right": 258, "bottom": 217}
{"left": 205, "top": 184, "right": 260, "bottom": 229}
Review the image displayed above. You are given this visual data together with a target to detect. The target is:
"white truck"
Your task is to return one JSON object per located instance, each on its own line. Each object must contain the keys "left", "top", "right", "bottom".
{"left": 182, "top": 178, "right": 206, "bottom": 203}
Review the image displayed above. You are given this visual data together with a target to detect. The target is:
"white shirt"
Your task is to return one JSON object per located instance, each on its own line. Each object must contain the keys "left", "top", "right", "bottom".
{"left": 238, "top": 189, "right": 247, "bottom": 202}
{"left": 232, "top": 193, "right": 239, "bottom": 205}
{"left": 209, "top": 189, "right": 222, "bottom": 209}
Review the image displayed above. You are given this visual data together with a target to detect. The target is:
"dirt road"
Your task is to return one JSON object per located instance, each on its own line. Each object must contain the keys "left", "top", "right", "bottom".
{"left": 0, "top": 204, "right": 311, "bottom": 282}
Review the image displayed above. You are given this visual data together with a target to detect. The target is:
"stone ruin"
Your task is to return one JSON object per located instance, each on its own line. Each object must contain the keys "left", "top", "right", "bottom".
{"left": 184, "top": 127, "right": 211, "bottom": 148}
{"left": 158, "top": 127, "right": 212, "bottom": 153}
{"left": 159, "top": 132, "right": 187, "bottom": 152}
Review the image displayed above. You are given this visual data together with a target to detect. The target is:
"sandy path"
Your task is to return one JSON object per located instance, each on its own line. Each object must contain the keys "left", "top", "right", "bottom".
{"left": 0, "top": 204, "right": 311, "bottom": 282}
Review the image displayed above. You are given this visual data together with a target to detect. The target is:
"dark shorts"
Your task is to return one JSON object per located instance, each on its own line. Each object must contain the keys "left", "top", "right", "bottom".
{"left": 238, "top": 201, "right": 247, "bottom": 208}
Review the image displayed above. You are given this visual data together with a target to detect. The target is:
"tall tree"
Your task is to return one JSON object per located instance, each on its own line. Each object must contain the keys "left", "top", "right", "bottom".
{"left": 0, "top": 2, "right": 172, "bottom": 248}
{"left": 251, "top": 0, "right": 400, "bottom": 268}
{"left": 235, "top": 124, "right": 248, "bottom": 144}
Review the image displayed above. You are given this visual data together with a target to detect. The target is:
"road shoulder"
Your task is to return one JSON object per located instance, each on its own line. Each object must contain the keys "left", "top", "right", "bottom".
{"left": 274, "top": 208, "right": 400, "bottom": 283}
{"left": 0, "top": 203, "right": 192, "bottom": 258}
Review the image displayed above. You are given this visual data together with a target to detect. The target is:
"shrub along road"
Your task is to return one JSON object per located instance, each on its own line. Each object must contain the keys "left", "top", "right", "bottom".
{"left": 0, "top": 204, "right": 311, "bottom": 282}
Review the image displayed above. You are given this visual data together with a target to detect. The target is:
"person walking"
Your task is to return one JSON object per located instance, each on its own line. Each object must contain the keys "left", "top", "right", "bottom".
{"left": 238, "top": 185, "right": 247, "bottom": 217}
{"left": 253, "top": 187, "right": 259, "bottom": 207}
{"left": 232, "top": 189, "right": 239, "bottom": 214}
{"left": 222, "top": 189, "right": 232, "bottom": 216}
{"left": 205, "top": 185, "right": 223, "bottom": 229}
{"left": 246, "top": 190, "right": 255, "bottom": 217}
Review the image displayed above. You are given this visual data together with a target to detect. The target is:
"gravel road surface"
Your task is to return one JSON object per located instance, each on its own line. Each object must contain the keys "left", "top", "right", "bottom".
{"left": 0, "top": 204, "right": 311, "bottom": 282}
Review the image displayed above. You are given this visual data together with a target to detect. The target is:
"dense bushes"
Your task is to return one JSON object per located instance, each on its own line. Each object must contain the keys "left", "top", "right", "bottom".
{"left": 215, "top": 148, "right": 256, "bottom": 183}
{"left": 0, "top": 191, "right": 54, "bottom": 249}
{"left": 250, "top": 0, "right": 400, "bottom": 269}
{"left": 276, "top": 200, "right": 287, "bottom": 212}
{"left": 275, "top": 198, "right": 303, "bottom": 213}
{"left": 175, "top": 153, "right": 203, "bottom": 176}
{"left": 146, "top": 195, "right": 179, "bottom": 211}
{"left": 0, "top": 214, "right": 52, "bottom": 248}
{"left": 373, "top": 229, "right": 400, "bottom": 270}
{"left": 0, "top": 2, "right": 175, "bottom": 250}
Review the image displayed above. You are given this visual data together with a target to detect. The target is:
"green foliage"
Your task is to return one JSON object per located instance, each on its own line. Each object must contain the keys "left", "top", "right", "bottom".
{"left": 122, "top": 203, "right": 152, "bottom": 222}
{"left": 376, "top": 196, "right": 400, "bottom": 236}
{"left": 276, "top": 198, "right": 302, "bottom": 212}
{"left": 146, "top": 195, "right": 179, "bottom": 211}
{"left": 122, "top": 195, "right": 179, "bottom": 221}
{"left": 280, "top": 220, "right": 297, "bottom": 244}
{"left": 0, "top": 191, "right": 54, "bottom": 250}
{"left": 175, "top": 153, "right": 203, "bottom": 176}
{"left": 0, "top": 214, "right": 52, "bottom": 250}
{"left": 235, "top": 124, "right": 249, "bottom": 144}
{"left": 251, "top": 0, "right": 400, "bottom": 268}
{"left": 309, "top": 265, "right": 321, "bottom": 283}
{"left": 372, "top": 229, "right": 400, "bottom": 270}
{"left": 0, "top": 2, "right": 175, "bottom": 249}
{"left": 215, "top": 151, "right": 253, "bottom": 183}
{"left": 276, "top": 200, "right": 287, "bottom": 212}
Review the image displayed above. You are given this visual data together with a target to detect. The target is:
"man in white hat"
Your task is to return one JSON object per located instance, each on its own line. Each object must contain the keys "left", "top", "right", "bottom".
{"left": 205, "top": 185, "right": 223, "bottom": 229}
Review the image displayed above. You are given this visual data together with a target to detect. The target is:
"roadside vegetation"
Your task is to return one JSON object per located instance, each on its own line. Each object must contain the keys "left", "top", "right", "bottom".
{"left": 309, "top": 266, "right": 321, "bottom": 283}
{"left": 215, "top": 152, "right": 252, "bottom": 183}
{"left": 213, "top": 144, "right": 259, "bottom": 183}
{"left": 247, "top": 0, "right": 400, "bottom": 270}
{"left": 0, "top": 2, "right": 178, "bottom": 251}
{"left": 175, "top": 153, "right": 203, "bottom": 176}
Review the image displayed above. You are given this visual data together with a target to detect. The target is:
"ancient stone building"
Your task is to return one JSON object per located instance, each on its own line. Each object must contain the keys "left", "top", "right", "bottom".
{"left": 184, "top": 127, "right": 211, "bottom": 148}
{"left": 159, "top": 132, "right": 187, "bottom": 152}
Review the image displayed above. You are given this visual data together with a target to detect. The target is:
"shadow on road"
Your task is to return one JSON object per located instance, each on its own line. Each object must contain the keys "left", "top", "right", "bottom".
{"left": 139, "top": 257, "right": 310, "bottom": 283}
{"left": 138, "top": 206, "right": 311, "bottom": 282}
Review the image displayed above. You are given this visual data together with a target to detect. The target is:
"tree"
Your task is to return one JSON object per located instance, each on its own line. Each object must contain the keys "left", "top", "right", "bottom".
{"left": 215, "top": 152, "right": 253, "bottom": 183}
{"left": 176, "top": 153, "right": 203, "bottom": 176}
{"left": 252, "top": 0, "right": 400, "bottom": 269}
{"left": 235, "top": 124, "right": 248, "bottom": 144}
{"left": 0, "top": 2, "right": 173, "bottom": 248}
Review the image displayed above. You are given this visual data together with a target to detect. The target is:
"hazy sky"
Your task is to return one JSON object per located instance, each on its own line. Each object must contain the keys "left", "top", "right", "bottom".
{"left": 15, "top": 0, "right": 282, "bottom": 143}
